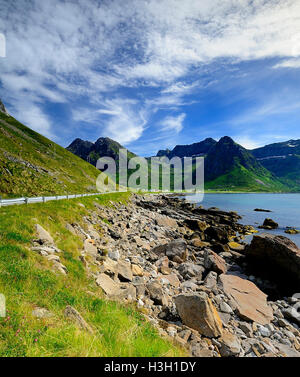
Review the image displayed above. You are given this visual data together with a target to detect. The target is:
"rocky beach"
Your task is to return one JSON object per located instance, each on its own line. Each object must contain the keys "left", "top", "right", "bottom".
{"left": 31, "top": 194, "right": 300, "bottom": 358}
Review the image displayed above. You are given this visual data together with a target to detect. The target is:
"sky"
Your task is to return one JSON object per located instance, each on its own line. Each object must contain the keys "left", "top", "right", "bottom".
{"left": 1, "top": 0, "right": 300, "bottom": 156}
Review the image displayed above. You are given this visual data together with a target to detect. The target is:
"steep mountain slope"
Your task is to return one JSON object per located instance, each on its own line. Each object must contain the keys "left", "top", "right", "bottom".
{"left": 157, "top": 138, "right": 217, "bottom": 158}
{"left": 0, "top": 99, "right": 103, "bottom": 198}
{"left": 204, "top": 136, "right": 286, "bottom": 191}
{"left": 251, "top": 140, "right": 300, "bottom": 190}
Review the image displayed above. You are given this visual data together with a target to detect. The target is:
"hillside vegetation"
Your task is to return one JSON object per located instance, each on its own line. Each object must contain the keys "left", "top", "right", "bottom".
{"left": 0, "top": 192, "right": 185, "bottom": 357}
{"left": 0, "top": 111, "right": 102, "bottom": 198}
{"left": 204, "top": 137, "right": 287, "bottom": 192}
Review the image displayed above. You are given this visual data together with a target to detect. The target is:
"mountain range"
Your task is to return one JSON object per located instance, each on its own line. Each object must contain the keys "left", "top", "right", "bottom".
{"left": 251, "top": 140, "right": 300, "bottom": 188}
{"left": 1, "top": 97, "right": 299, "bottom": 195}
{"left": 67, "top": 135, "right": 299, "bottom": 192}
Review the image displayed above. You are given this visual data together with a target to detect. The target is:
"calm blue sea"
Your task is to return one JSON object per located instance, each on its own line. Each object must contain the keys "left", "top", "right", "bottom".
{"left": 184, "top": 193, "right": 300, "bottom": 247}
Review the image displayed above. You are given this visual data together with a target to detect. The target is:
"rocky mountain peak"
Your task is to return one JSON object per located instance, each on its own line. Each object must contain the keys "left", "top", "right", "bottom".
{"left": 218, "top": 136, "right": 236, "bottom": 145}
{"left": 0, "top": 98, "right": 9, "bottom": 115}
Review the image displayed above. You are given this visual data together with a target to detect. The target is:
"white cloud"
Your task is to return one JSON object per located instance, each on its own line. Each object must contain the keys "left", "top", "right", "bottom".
{"left": 14, "top": 102, "right": 53, "bottom": 138}
{"left": 160, "top": 113, "right": 185, "bottom": 133}
{"left": 273, "top": 58, "right": 300, "bottom": 69}
{"left": 1, "top": 0, "right": 300, "bottom": 143}
{"left": 101, "top": 99, "right": 147, "bottom": 144}
{"left": 235, "top": 136, "right": 263, "bottom": 150}
{"left": 161, "top": 82, "right": 199, "bottom": 94}
{"left": 72, "top": 98, "right": 147, "bottom": 145}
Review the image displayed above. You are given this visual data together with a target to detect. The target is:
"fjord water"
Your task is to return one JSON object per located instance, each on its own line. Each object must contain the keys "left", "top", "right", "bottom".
{"left": 184, "top": 193, "right": 300, "bottom": 247}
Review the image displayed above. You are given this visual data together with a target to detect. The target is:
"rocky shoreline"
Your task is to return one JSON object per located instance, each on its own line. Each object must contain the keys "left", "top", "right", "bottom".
{"left": 32, "top": 194, "right": 300, "bottom": 357}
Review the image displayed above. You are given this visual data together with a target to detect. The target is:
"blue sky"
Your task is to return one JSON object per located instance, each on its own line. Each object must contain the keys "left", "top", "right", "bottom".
{"left": 1, "top": 0, "right": 300, "bottom": 156}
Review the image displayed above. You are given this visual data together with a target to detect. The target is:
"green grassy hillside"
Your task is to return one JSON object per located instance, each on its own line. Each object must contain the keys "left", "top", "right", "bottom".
{"left": 0, "top": 192, "right": 185, "bottom": 357}
{"left": 204, "top": 137, "right": 288, "bottom": 192}
{"left": 0, "top": 112, "right": 103, "bottom": 198}
{"left": 204, "top": 164, "right": 287, "bottom": 192}
{"left": 256, "top": 155, "right": 300, "bottom": 192}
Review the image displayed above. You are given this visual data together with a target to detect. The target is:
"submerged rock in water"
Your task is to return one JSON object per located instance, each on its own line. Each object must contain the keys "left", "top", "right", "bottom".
{"left": 254, "top": 208, "right": 272, "bottom": 213}
{"left": 259, "top": 218, "right": 278, "bottom": 230}
{"left": 285, "top": 228, "right": 300, "bottom": 235}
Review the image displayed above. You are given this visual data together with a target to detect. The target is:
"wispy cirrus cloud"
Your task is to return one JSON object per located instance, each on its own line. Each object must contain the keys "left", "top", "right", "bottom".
{"left": 160, "top": 113, "right": 186, "bottom": 133}
{"left": 72, "top": 98, "right": 147, "bottom": 144}
{"left": 0, "top": 0, "right": 300, "bottom": 150}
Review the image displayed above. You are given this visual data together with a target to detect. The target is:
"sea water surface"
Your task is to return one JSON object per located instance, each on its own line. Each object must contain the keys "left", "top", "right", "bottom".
{"left": 184, "top": 193, "right": 300, "bottom": 247}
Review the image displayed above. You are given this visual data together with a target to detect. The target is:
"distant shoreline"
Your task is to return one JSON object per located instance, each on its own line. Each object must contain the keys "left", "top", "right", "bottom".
{"left": 202, "top": 191, "right": 300, "bottom": 194}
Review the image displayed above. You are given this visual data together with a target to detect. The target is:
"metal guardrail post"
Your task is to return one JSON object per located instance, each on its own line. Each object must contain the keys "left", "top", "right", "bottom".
{"left": 25, "top": 197, "right": 28, "bottom": 204}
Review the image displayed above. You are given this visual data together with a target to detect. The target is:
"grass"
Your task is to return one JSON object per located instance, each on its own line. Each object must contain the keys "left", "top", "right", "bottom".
{"left": 0, "top": 112, "right": 109, "bottom": 198}
{"left": 0, "top": 192, "right": 186, "bottom": 357}
{"left": 204, "top": 164, "right": 288, "bottom": 192}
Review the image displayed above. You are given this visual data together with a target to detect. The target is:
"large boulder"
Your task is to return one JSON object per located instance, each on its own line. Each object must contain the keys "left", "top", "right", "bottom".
{"left": 117, "top": 260, "right": 133, "bottom": 282}
{"left": 219, "top": 274, "right": 273, "bottom": 325}
{"left": 245, "top": 233, "right": 300, "bottom": 286}
{"left": 184, "top": 219, "right": 208, "bottom": 232}
{"left": 156, "top": 256, "right": 172, "bottom": 275}
{"left": 204, "top": 249, "right": 227, "bottom": 275}
{"left": 155, "top": 215, "right": 178, "bottom": 228}
{"left": 96, "top": 274, "right": 136, "bottom": 300}
{"left": 218, "top": 330, "right": 241, "bottom": 357}
{"left": 64, "top": 305, "right": 93, "bottom": 333}
{"left": 178, "top": 262, "right": 205, "bottom": 279}
{"left": 204, "top": 271, "right": 218, "bottom": 289}
{"left": 96, "top": 273, "right": 119, "bottom": 296}
{"left": 146, "top": 281, "right": 169, "bottom": 306}
{"left": 159, "top": 274, "right": 181, "bottom": 288}
{"left": 151, "top": 239, "right": 188, "bottom": 263}
{"left": 174, "top": 293, "right": 223, "bottom": 338}
{"left": 35, "top": 224, "right": 54, "bottom": 244}
{"left": 84, "top": 239, "right": 98, "bottom": 256}
{"left": 204, "top": 226, "right": 230, "bottom": 244}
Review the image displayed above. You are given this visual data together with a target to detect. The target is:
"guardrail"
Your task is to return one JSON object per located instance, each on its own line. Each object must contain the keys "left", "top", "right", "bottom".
{"left": 0, "top": 192, "right": 103, "bottom": 207}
